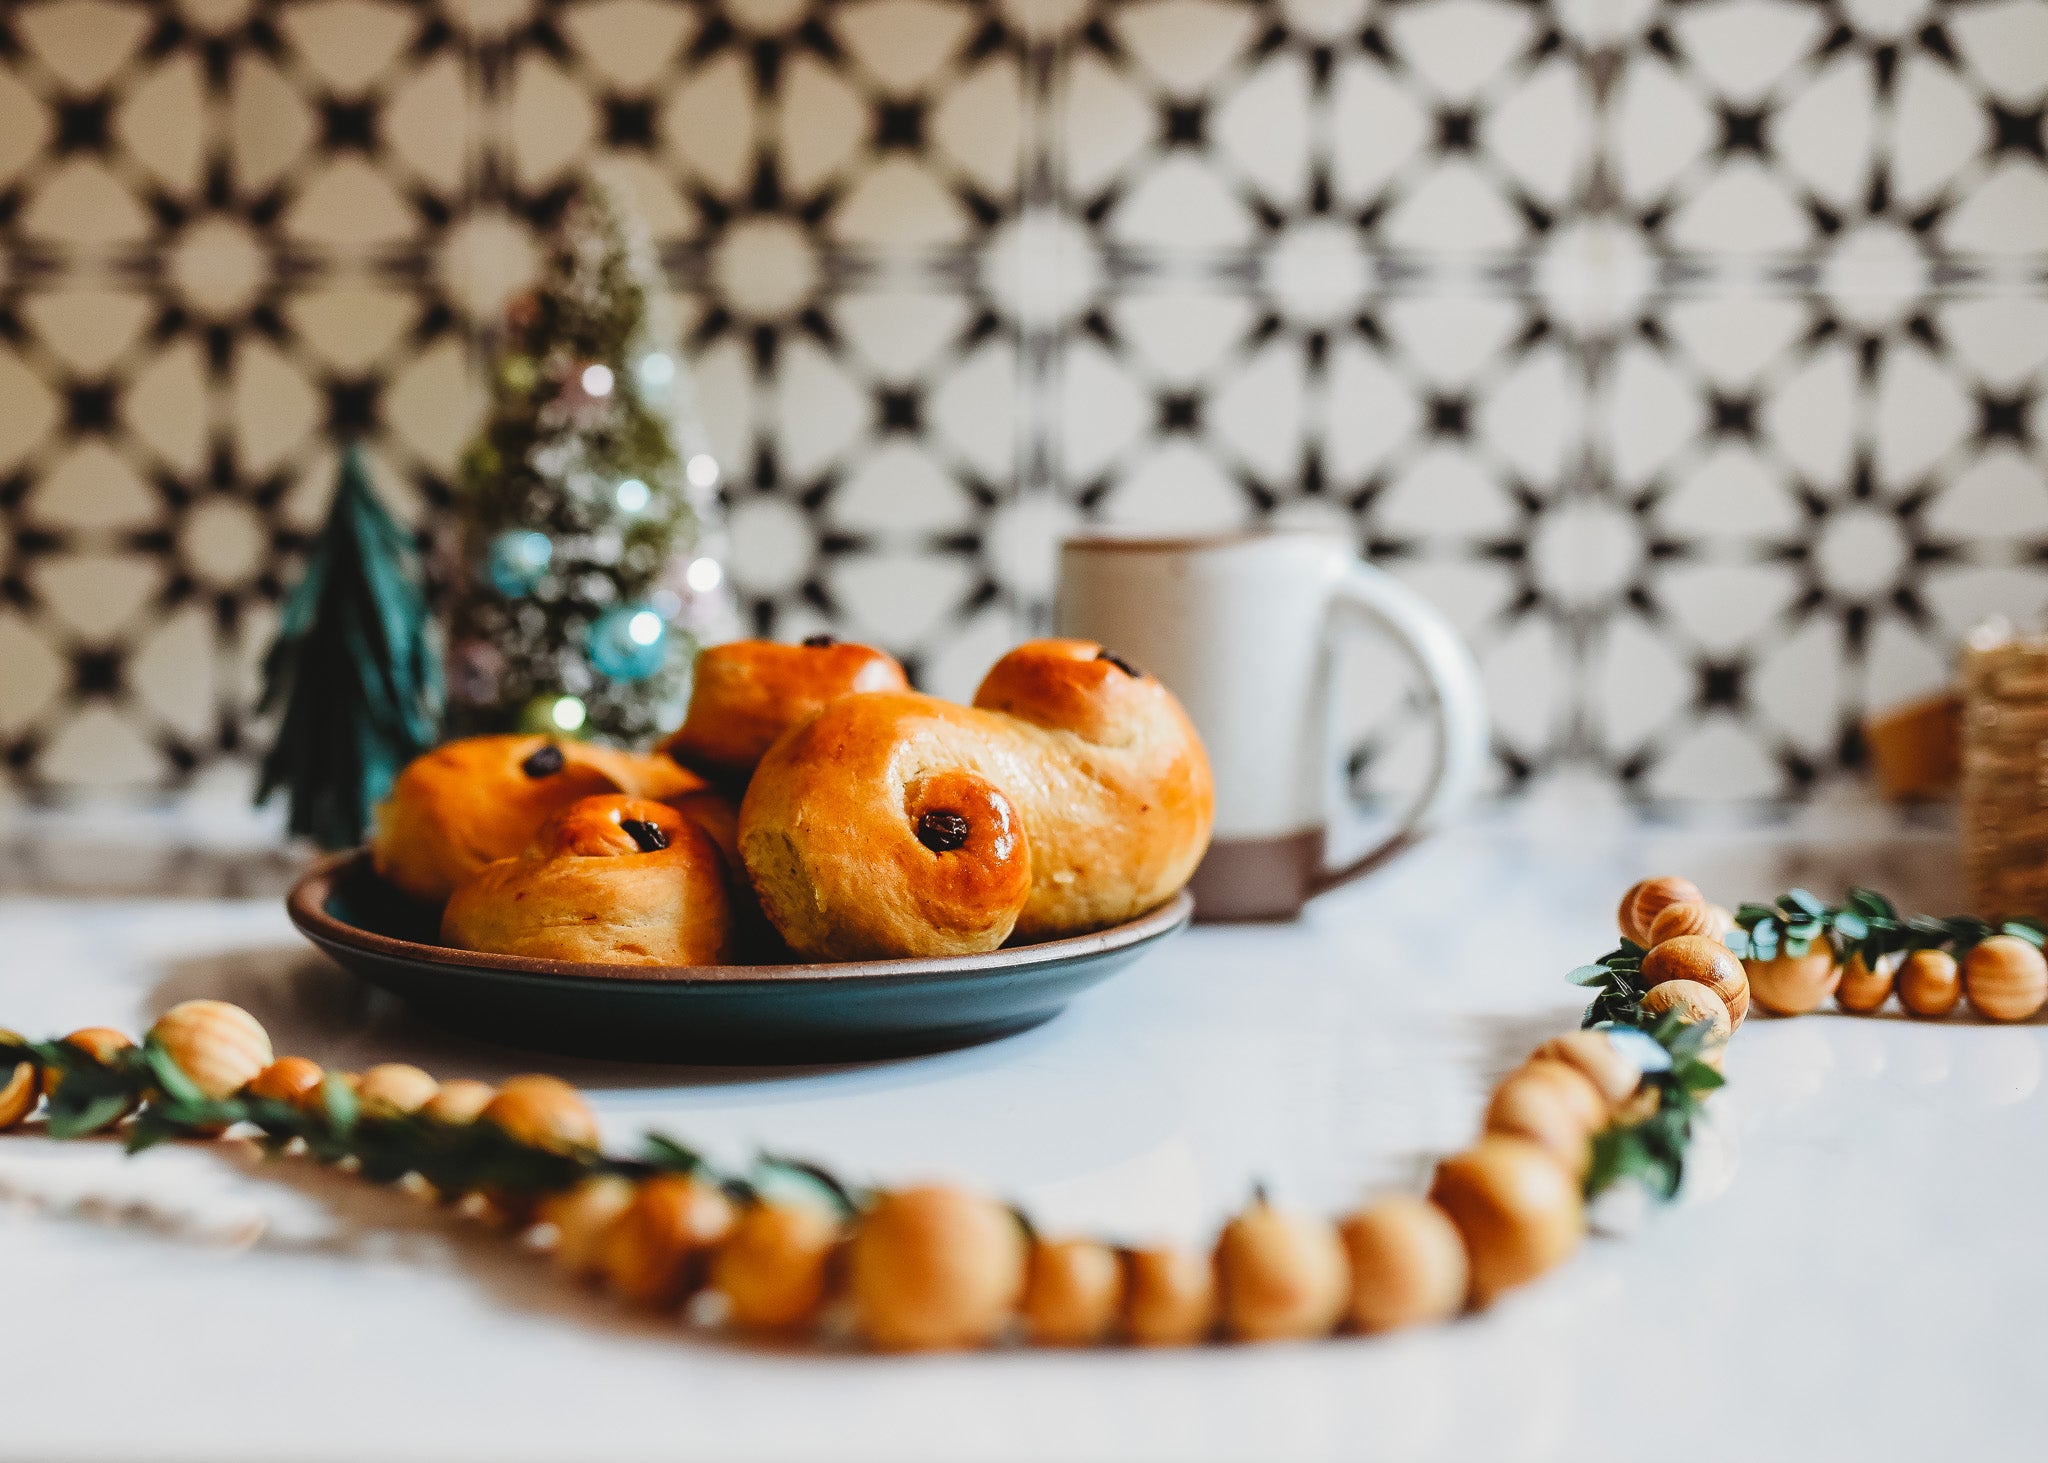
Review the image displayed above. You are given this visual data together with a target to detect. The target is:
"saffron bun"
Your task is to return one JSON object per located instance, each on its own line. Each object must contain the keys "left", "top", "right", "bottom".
{"left": 659, "top": 637, "right": 909, "bottom": 783}
{"left": 442, "top": 796, "right": 735, "bottom": 966}
{"left": 738, "top": 639, "right": 1214, "bottom": 961}
{"left": 371, "top": 735, "right": 713, "bottom": 905}
{"left": 657, "top": 782, "right": 785, "bottom": 960}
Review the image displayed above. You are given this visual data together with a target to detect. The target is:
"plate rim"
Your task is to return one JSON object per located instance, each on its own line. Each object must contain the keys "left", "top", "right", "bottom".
{"left": 287, "top": 850, "right": 1195, "bottom": 989}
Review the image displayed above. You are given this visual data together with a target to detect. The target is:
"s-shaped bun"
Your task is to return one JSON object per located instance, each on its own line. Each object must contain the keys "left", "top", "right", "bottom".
{"left": 442, "top": 795, "right": 734, "bottom": 966}
{"left": 371, "top": 735, "right": 712, "bottom": 904}
{"left": 659, "top": 637, "right": 909, "bottom": 782}
{"left": 738, "top": 640, "right": 1213, "bottom": 960}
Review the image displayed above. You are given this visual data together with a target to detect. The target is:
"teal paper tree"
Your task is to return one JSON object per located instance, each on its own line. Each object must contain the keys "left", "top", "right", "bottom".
{"left": 255, "top": 444, "right": 441, "bottom": 849}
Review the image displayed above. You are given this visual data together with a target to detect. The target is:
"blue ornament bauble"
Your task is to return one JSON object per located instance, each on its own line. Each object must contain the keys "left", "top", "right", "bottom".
{"left": 588, "top": 603, "right": 669, "bottom": 681}
{"left": 487, "top": 530, "right": 554, "bottom": 597}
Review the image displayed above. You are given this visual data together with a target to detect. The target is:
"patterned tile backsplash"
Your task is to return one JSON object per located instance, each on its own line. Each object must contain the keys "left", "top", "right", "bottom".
{"left": 2, "top": 0, "right": 2046, "bottom": 806}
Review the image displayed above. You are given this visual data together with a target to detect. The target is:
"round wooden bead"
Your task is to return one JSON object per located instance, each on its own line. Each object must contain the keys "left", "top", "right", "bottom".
{"left": 600, "top": 1175, "right": 737, "bottom": 1310}
{"left": 1639, "top": 980, "right": 1733, "bottom": 1058}
{"left": 1898, "top": 949, "right": 1961, "bottom": 1019}
{"left": 356, "top": 1063, "right": 439, "bottom": 1116}
{"left": 1338, "top": 1196, "right": 1469, "bottom": 1333}
{"left": 1619, "top": 876, "right": 1703, "bottom": 946}
{"left": 1019, "top": 1237, "right": 1124, "bottom": 1347}
{"left": 296, "top": 1070, "right": 359, "bottom": 1117}
{"left": 480, "top": 1075, "right": 599, "bottom": 1152}
{"left": 1120, "top": 1244, "right": 1217, "bottom": 1347}
{"left": 1743, "top": 943, "right": 1841, "bottom": 1017}
{"left": 712, "top": 1200, "right": 843, "bottom": 1333}
{"left": 45, "top": 1028, "right": 137, "bottom": 1115}
{"left": 1428, "top": 1136, "right": 1583, "bottom": 1308}
{"left": 1214, "top": 1201, "right": 1349, "bottom": 1342}
{"left": 1613, "top": 1084, "right": 1661, "bottom": 1125}
{"left": 1641, "top": 935, "right": 1750, "bottom": 1027}
{"left": 1483, "top": 1063, "right": 1604, "bottom": 1177}
{"left": 243, "top": 1056, "right": 324, "bottom": 1106}
{"left": 1964, "top": 935, "right": 2048, "bottom": 1023}
{"left": 148, "top": 1001, "right": 273, "bottom": 1101}
{"left": 0, "top": 1028, "right": 39, "bottom": 1130}
{"left": 1646, "top": 900, "right": 1722, "bottom": 947}
{"left": 1835, "top": 951, "right": 1899, "bottom": 1014}
{"left": 1526, "top": 1031, "right": 1642, "bottom": 1110}
{"left": 847, "top": 1186, "right": 1025, "bottom": 1351}
{"left": 539, "top": 1175, "right": 637, "bottom": 1283}
{"left": 422, "top": 1078, "right": 497, "bottom": 1125}
{"left": 1513, "top": 1058, "right": 1608, "bottom": 1129}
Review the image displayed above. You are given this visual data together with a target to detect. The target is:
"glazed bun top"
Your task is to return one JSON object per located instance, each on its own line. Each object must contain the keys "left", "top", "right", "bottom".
{"left": 370, "top": 734, "right": 710, "bottom": 904}
{"left": 578, "top": 742, "right": 710, "bottom": 804}
{"left": 660, "top": 636, "right": 910, "bottom": 782}
{"left": 973, "top": 638, "right": 1167, "bottom": 748}
{"left": 440, "top": 794, "right": 736, "bottom": 967}
{"left": 532, "top": 794, "right": 695, "bottom": 859}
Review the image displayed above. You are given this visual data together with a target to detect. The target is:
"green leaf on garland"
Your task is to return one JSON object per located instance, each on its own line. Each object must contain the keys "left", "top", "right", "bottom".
{"left": 1784, "top": 888, "right": 1826, "bottom": 919}
{"left": 45, "top": 1062, "right": 133, "bottom": 1138}
{"left": 321, "top": 1072, "right": 360, "bottom": 1138}
{"left": 642, "top": 1133, "right": 705, "bottom": 1175}
{"left": 754, "top": 1152, "right": 861, "bottom": 1216}
{"left": 142, "top": 1035, "right": 206, "bottom": 1109}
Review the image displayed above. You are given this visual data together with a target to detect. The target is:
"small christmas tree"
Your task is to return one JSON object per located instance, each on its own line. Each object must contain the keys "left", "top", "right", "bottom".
{"left": 255, "top": 445, "right": 441, "bottom": 850}
{"left": 446, "top": 181, "right": 734, "bottom": 746}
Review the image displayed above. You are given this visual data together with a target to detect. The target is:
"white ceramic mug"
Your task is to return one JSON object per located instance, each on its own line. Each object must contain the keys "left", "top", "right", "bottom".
{"left": 1055, "top": 529, "right": 1489, "bottom": 921}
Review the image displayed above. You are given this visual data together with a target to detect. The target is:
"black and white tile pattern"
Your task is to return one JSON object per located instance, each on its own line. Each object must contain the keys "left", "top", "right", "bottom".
{"left": 1, "top": 0, "right": 2044, "bottom": 804}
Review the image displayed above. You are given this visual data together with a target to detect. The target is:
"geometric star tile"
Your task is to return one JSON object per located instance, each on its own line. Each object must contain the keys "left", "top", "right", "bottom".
{"left": 1, "top": 0, "right": 2046, "bottom": 802}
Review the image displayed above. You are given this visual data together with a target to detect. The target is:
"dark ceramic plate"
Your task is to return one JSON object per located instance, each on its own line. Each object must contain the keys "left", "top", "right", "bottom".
{"left": 286, "top": 852, "right": 1192, "bottom": 1064}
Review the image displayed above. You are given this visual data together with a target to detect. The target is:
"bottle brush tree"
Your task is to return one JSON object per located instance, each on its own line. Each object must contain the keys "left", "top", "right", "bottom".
{"left": 445, "top": 179, "right": 730, "bottom": 746}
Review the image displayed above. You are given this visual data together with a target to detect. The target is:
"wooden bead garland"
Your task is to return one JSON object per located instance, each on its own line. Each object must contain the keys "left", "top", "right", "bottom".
{"left": 1963, "top": 936, "right": 2048, "bottom": 1023}
{"left": 246, "top": 1056, "right": 325, "bottom": 1107}
{"left": 148, "top": 1002, "right": 274, "bottom": 1102}
{"left": 2, "top": 874, "right": 2031, "bottom": 1355}
{"left": 0, "top": 1028, "right": 40, "bottom": 1129}
{"left": 714, "top": 1200, "right": 843, "bottom": 1334}
{"left": 1726, "top": 887, "right": 2048, "bottom": 1026}
{"left": 1338, "top": 1196, "right": 1469, "bottom": 1334}
{"left": 847, "top": 1186, "right": 1024, "bottom": 1351}
{"left": 1898, "top": 949, "right": 1962, "bottom": 1018}
{"left": 1120, "top": 1245, "right": 1218, "bottom": 1347}
{"left": 1020, "top": 1238, "right": 1124, "bottom": 1347}
{"left": 1215, "top": 1199, "right": 1350, "bottom": 1342}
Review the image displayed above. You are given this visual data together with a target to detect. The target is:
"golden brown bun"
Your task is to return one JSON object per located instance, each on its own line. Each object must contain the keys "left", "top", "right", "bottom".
{"left": 739, "top": 639, "right": 1214, "bottom": 960}
{"left": 442, "top": 796, "right": 735, "bottom": 966}
{"left": 580, "top": 744, "right": 714, "bottom": 803}
{"left": 657, "top": 783, "right": 786, "bottom": 961}
{"left": 659, "top": 638, "right": 910, "bottom": 782}
{"left": 372, "top": 736, "right": 709, "bottom": 904}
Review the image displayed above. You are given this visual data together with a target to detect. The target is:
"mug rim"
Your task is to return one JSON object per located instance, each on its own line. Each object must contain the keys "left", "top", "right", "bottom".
{"left": 1060, "top": 525, "right": 1346, "bottom": 554}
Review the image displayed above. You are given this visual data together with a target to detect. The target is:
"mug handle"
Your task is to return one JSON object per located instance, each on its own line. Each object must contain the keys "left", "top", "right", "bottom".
{"left": 1310, "top": 563, "right": 1491, "bottom": 894}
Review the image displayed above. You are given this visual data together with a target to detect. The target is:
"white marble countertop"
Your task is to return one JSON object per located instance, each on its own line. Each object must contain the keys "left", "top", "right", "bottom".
{"left": 1, "top": 802, "right": 2041, "bottom": 1463}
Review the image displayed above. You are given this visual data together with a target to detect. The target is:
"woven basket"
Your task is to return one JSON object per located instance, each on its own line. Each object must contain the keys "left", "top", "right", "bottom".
{"left": 1961, "top": 621, "right": 2048, "bottom": 920}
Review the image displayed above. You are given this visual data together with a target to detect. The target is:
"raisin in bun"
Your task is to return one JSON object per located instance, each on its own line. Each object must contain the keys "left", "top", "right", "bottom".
{"left": 659, "top": 636, "right": 909, "bottom": 783}
{"left": 442, "top": 796, "right": 734, "bottom": 966}
{"left": 371, "top": 735, "right": 711, "bottom": 904}
{"left": 738, "top": 639, "right": 1213, "bottom": 960}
